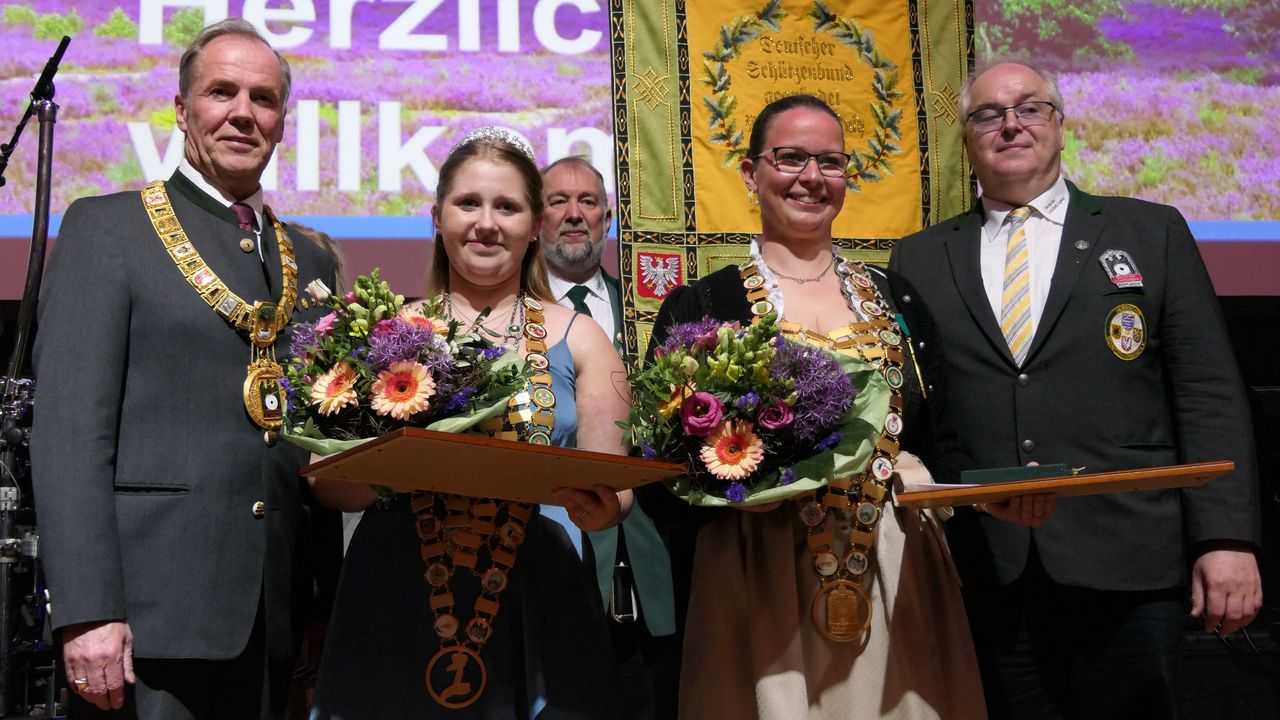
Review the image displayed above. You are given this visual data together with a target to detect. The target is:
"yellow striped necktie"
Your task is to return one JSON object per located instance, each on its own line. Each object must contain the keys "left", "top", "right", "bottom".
{"left": 999, "top": 206, "right": 1034, "bottom": 365}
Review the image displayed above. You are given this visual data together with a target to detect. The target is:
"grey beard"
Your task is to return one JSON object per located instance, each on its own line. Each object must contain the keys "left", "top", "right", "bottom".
{"left": 544, "top": 234, "right": 606, "bottom": 277}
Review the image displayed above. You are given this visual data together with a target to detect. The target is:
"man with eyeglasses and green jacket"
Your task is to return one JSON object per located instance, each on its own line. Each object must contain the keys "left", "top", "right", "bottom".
{"left": 890, "top": 61, "right": 1261, "bottom": 720}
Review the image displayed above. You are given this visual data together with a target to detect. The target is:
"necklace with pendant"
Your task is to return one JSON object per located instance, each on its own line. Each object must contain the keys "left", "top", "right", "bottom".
{"left": 415, "top": 297, "right": 556, "bottom": 708}
{"left": 445, "top": 294, "right": 525, "bottom": 346}
{"left": 743, "top": 245, "right": 907, "bottom": 644}
{"left": 141, "top": 181, "right": 298, "bottom": 432}
{"left": 769, "top": 252, "right": 836, "bottom": 284}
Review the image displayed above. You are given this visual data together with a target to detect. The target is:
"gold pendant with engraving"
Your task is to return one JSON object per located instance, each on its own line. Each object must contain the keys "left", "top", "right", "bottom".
{"left": 243, "top": 358, "right": 285, "bottom": 430}
{"left": 426, "top": 645, "right": 487, "bottom": 709}
{"left": 811, "top": 578, "right": 872, "bottom": 643}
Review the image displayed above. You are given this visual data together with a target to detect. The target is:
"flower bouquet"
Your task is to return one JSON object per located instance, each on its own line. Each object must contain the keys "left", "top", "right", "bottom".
{"left": 625, "top": 313, "right": 890, "bottom": 506}
{"left": 281, "top": 270, "right": 529, "bottom": 455}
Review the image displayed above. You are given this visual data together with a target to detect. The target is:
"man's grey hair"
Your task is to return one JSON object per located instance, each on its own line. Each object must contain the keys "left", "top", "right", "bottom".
{"left": 540, "top": 155, "right": 609, "bottom": 197}
{"left": 178, "top": 19, "right": 292, "bottom": 106}
{"left": 959, "top": 60, "right": 1064, "bottom": 121}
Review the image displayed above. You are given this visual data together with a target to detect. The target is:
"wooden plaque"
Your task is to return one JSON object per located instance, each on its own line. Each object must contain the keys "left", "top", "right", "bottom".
{"left": 301, "top": 428, "right": 685, "bottom": 505}
{"left": 895, "top": 461, "right": 1234, "bottom": 510}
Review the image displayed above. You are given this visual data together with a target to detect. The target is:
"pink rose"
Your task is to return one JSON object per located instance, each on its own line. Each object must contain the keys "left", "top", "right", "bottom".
{"left": 757, "top": 400, "right": 794, "bottom": 430}
{"left": 680, "top": 392, "right": 725, "bottom": 437}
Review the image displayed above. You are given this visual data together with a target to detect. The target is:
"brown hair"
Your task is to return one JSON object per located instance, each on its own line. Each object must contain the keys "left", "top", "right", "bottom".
{"left": 427, "top": 137, "right": 553, "bottom": 302}
{"left": 747, "top": 94, "right": 842, "bottom": 158}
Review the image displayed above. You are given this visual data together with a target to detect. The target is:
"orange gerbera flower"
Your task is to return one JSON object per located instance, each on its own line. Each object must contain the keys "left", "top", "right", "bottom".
{"left": 699, "top": 421, "right": 764, "bottom": 481}
{"left": 370, "top": 360, "right": 436, "bottom": 420}
{"left": 312, "top": 362, "right": 358, "bottom": 415}
{"left": 399, "top": 307, "right": 450, "bottom": 336}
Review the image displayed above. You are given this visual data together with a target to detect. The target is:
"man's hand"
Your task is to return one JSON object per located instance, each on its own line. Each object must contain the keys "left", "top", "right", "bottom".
{"left": 1190, "top": 544, "right": 1262, "bottom": 636}
{"left": 976, "top": 493, "right": 1057, "bottom": 527}
{"left": 552, "top": 485, "right": 630, "bottom": 531}
{"left": 63, "top": 620, "right": 135, "bottom": 710}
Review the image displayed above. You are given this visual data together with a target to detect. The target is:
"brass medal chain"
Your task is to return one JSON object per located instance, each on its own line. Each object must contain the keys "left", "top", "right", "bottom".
{"left": 141, "top": 181, "right": 298, "bottom": 430}
{"left": 414, "top": 297, "right": 556, "bottom": 709}
{"left": 741, "top": 257, "right": 907, "bottom": 643}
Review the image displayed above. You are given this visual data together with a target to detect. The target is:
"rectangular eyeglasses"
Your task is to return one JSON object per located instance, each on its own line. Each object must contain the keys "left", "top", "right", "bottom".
{"left": 965, "top": 101, "right": 1058, "bottom": 134}
{"left": 757, "top": 147, "right": 851, "bottom": 178}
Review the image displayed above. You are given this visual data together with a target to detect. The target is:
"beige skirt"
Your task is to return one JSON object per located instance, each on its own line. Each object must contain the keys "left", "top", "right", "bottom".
{"left": 679, "top": 455, "right": 986, "bottom": 719}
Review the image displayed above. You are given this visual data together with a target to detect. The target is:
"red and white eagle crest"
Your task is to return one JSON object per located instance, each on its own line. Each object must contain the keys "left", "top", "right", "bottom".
{"left": 637, "top": 252, "right": 682, "bottom": 299}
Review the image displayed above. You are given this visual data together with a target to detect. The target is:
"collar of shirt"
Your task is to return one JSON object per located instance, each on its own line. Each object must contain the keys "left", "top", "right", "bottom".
{"left": 549, "top": 268, "right": 607, "bottom": 304}
{"left": 178, "top": 157, "right": 265, "bottom": 230}
{"left": 981, "top": 173, "right": 1069, "bottom": 242}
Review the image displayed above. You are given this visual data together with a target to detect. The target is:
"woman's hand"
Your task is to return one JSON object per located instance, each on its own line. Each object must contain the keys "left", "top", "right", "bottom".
{"left": 552, "top": 485, "right": 631, "bottom": 531}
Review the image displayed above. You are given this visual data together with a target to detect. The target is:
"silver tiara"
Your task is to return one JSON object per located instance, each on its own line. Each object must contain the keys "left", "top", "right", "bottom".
{"left": 451, "top": 126, "right": 535, "bottom": 160}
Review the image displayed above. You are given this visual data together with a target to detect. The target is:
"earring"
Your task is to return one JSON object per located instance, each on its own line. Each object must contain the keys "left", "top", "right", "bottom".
{"left": 747, "top": 189, "right": 759, "bottom": 206}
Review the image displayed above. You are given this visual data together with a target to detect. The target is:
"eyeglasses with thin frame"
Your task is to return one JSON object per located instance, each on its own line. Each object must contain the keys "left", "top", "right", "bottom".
{"left": 965, "top": 101, "right": 1059, "bottom": 134}
{"left": 756, "top": 147, "right": 851, "bottom": 178}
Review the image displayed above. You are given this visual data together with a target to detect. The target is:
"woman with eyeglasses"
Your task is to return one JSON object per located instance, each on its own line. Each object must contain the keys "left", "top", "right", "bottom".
{"left": 644, "top": 95, "right": 987, "bottom": 719}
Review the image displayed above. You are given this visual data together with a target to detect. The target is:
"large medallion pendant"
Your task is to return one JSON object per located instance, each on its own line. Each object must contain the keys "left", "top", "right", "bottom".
{"left": 811, "top": 579, "right": 872, "bottom": 643}
{"left": 426, "top": 645, "right": 488, "bottom": 709}
{"left": 243, "top": 358, "right": 285, "bottom": 430}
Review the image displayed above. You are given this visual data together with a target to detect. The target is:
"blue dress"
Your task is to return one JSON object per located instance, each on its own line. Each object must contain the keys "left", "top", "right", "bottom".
{"left": 312, "top": 322, "right": 622, "bottom": 719}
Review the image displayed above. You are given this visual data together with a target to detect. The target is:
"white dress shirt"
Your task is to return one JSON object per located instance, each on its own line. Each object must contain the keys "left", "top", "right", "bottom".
{"left": 980, "top": 174, "right": 1070, "bottom": 331}
{"left": 177, "top": 158, "right": 267, "bottom": 260}
{"left": 549, "top": 268, "right": 617, "bottom": 343}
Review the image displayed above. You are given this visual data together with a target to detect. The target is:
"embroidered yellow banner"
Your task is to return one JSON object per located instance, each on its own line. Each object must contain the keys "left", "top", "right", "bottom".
{"left": 611, "top": 0, "right": 972, "bottom": 357}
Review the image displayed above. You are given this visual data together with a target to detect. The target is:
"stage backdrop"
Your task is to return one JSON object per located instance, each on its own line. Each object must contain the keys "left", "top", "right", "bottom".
{"left": 0, "top": 0, "right": 1277, "bottom": 302}
{"left": 610, "top": 0, "right": 971, "bottom": 357}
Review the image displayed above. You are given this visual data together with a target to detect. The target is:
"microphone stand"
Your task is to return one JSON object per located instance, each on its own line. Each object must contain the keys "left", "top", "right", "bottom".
{"left": 0, "top": 35, "right": 70, "bottom": 718}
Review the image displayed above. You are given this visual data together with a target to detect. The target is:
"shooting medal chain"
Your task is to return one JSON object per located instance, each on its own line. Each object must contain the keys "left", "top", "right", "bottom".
{"left": 414, "top": 297, "right": 555, "bottom": 709}
{"left": 742, "top": 253, "right": 906, "bottom": 643}
{"left": 142, "top": 181, "right": 298, "bottom": 431}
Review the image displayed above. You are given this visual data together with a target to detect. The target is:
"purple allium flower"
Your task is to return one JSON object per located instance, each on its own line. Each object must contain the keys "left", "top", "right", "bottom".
{"left": 725, "top": 481, "right": 747, "bottom": 503}
{"left": 779, "top": 467, "right": 796, "bottom": 485}
{"left": 770, "top": 342, "right": 854, "bottom": 443}
{"left": 367, "top": 317, "right": 436, "bottom": 369}
{"left": 289, "top": 321, "right": 317, "bottom": 358}
{"left": 680, "top": 392, "right": 725, "bottom": 437}
{"left": 758, "top": 400, "right": 794, "bottom": 430}
{"left": 734, "top": 391, "right": 761, "bottom": 413}
{"left": 817, "top": 432, "right": 842, "bottom": 451}
{"left": 661, "top": 317, "right": 730, "bottom": 354}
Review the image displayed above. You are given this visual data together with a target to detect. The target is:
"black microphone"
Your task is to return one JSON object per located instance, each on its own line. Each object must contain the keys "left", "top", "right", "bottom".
{"left": 30, "top": 35, "right": 70, "bottom": 102}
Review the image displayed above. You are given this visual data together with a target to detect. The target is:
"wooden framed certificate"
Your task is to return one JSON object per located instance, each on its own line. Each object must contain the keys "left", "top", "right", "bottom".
{"left": 895, "top": 461, "right": 1233, "bottom": 510}
{"left": 301, "top": 428, "right": 685, "bottom": 505}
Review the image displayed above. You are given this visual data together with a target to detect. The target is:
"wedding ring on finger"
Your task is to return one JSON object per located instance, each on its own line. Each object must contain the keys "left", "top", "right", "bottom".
{"left": 71, "top": 677, "right": 89, "bottom": 692}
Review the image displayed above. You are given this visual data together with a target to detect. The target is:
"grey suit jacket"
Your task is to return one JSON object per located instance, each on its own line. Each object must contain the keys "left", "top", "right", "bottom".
{"left": 890, "top": 182, "right": 1260, "bottom": 591}
{"left": 31, "top": 172, "right": 336, "bottom": 659}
